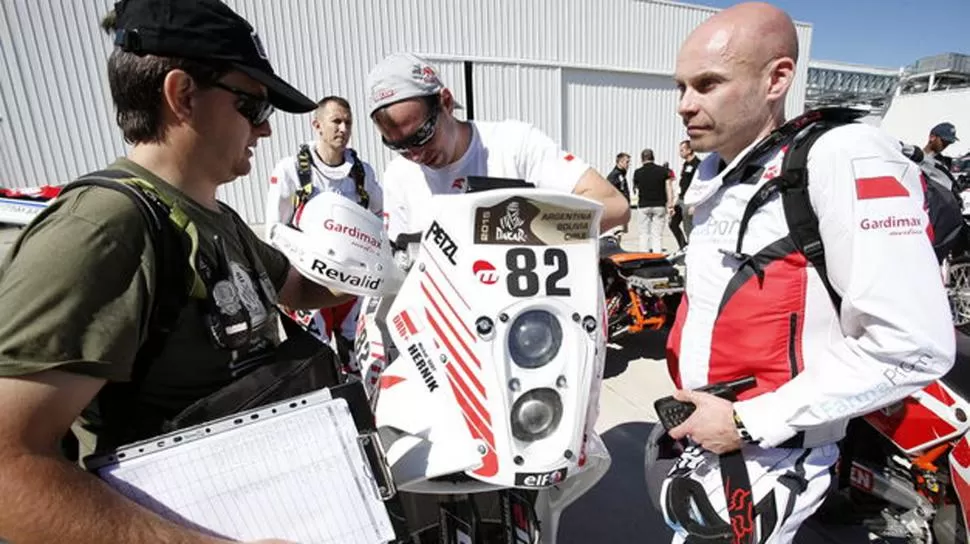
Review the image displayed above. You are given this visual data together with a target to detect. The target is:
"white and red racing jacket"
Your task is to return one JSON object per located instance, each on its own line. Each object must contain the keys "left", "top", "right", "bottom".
{"left": 667, "top": 122, "right": 956, "bottom": 449}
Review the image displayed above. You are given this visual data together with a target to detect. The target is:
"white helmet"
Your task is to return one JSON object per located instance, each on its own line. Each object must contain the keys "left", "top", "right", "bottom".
{"left": 269, "top": 192, "right": 404, "bottom": 297}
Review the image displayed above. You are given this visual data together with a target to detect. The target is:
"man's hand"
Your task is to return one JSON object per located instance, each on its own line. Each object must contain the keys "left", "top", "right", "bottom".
{"left": 278, "top": 267, "right": 354, "bottom": 310}
{"left": 667, "top": 389, "right": 743, "bottom": 454}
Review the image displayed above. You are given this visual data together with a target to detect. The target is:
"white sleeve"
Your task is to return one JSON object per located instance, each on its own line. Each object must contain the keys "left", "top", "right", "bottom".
{"left": 363, "top": 162, "right": 384, "bottom": 218}
{"left": 264, "top": 158, "right": 297, "bottom": 239}
{"left": 382, "top": 162, "right": 410, "bottom": 244}
{"left": 514, "top": 122, "right": 591, "bottom": 193}
{"left": 734, "top": 124, "right": 956, "bottom": 448}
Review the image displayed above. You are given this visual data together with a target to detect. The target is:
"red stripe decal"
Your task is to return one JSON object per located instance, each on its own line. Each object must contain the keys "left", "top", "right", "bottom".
{"left": 449, "top": 376, "right": 499, "bottom": 477}
{"left": 925, "top": 382, "right": 956, "bottom": 406}
{"left": 445, "top": 357, "right": 492, "bottom": 426}
{"left": 379, "top": 375, "right": 406, "bottom": 390}
{"left": 421, "top": 281, "right": 480, "bottom": 366}
{"left": 425, "top": 309, "right": 487, "bottom": 398}
{"left": 422, "top": 249, "right": 471, "bottom": 309}
{"left": 423, "top": 271, "right": 475, "bottom": 340}
{"left": 855, "top": 176, "right": 909, "bottom": 200}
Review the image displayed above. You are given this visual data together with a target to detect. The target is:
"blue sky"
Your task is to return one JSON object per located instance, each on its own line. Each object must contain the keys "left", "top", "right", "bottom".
{"left": 690, "top": 0, "right": 970, "bottom": 69}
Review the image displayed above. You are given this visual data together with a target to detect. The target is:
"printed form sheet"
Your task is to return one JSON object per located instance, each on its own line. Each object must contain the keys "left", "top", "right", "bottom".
{"left": 93, "top": 397, "right": 394, "bottom": 544}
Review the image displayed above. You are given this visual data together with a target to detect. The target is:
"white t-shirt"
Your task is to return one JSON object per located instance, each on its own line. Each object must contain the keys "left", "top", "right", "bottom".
{"left": 382, "top": 120, "right": 591, "bottom": 242}
{"left": 265, "top": 146, "right": 383, "bottom": 237}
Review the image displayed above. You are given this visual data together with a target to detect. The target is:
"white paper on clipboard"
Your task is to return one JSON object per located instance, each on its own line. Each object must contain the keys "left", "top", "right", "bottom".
{"left": 85, "top": 389, "right": 395, "bottom": 544}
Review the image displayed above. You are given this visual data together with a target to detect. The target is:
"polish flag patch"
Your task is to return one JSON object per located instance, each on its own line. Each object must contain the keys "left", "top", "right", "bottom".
{"left": 851, "top": 157, "right": 912, "bottom": 201}
{"left": 855, "top": 176, "right": 909, "bottom": 200}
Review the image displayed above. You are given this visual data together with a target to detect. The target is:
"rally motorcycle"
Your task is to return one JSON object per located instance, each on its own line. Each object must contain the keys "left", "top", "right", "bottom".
{"left": 270, "top": 188, "right": 611, "bottom": 543}
{"left": 0, "top": 184, "right": 60, "bottom": 226}
{"left": 815, "top": 369, "right": 970, "bottom": 544}
{"left": 598, "top": 234, "right": 684, "bottom": 342}
{"left": 944, "top": 176, "right": 970, "bottom": 334}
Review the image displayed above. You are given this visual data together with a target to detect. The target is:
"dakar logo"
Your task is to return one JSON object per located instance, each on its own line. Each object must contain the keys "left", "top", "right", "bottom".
{"left": 323, "top": 218, "right": 381, "bottom": 249}
{"left": 496, "top": 201, "right": 527, "bottom": 242}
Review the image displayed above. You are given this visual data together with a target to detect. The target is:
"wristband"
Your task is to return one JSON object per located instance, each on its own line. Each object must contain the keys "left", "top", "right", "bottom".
{"left": 733, "top": 409, "right": 757, "bottom": 444}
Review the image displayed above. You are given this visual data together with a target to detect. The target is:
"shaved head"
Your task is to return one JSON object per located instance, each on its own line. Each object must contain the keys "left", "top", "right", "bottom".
{"left": 691, "top": 2, "right": 798, "bottom": 74}
{"left": 674, "top": 2, "right": 798, "bottom": 162}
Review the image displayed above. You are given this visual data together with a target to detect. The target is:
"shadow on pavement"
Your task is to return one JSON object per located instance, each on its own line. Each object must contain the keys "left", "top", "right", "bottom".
{"left": 559, "top": 421, "right": 672, "bottom": 543}
{"left": 603, "top": 329, "right": 669, "bottom": 380}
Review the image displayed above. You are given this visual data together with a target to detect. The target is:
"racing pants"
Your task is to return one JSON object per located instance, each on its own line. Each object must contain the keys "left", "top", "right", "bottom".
{"left": 660, "top": 443, "right": 838, "bottom": 544}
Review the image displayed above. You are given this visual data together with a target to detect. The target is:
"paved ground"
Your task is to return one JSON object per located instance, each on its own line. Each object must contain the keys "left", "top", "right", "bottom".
{"left": 0, "top": 219, "right": 914, "bottom": 543}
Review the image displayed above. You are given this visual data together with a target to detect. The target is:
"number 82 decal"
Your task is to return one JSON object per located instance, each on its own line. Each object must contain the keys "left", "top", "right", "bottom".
{"left": 506, "top": 248, "right": 570, "bottom": 297}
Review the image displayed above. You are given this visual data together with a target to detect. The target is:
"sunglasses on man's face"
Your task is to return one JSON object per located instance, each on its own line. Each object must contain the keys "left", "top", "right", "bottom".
{"left": 381, "top": 100, "right": 440, "bottom": 153}
{"left": 212, "top": 82, "right": 275, "bottom": 126}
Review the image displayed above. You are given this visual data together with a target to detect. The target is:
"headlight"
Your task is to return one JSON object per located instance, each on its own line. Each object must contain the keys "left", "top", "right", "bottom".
{"left": 511, "top": 388, "right": 563, "bottom": 442}
{"left": 508, "top": 310, "right": 562, "bottom": 369}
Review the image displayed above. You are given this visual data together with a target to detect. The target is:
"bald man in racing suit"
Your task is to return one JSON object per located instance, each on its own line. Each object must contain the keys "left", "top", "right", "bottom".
{"left": 658, "top": 3, "right": 955, "bottom": 543}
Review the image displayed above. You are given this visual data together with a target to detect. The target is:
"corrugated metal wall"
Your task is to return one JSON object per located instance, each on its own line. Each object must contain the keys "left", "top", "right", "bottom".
{"left": 0, "top": 0, "right": 813, "bottom": 223}
{"left": 563, "top": 70, "right": 682, "bottom": 175}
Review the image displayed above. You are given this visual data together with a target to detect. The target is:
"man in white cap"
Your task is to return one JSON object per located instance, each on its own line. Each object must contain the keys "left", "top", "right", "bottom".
{"left": 365, "top": 52, "right": 630, "bottom": 246}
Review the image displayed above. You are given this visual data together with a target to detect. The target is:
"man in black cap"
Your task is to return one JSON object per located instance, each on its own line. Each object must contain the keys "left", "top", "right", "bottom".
{"left": 924, "top": 121, "right": 959, "bottom": 171}
{"left": 0, "top": 1, "right": 344, "bottom": 542}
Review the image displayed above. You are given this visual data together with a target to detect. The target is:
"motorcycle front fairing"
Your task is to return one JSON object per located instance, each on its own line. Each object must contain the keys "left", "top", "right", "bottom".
{"left": 863, "top": 380, "right": 970, "bottom": 455}
{"left": 364, "top": 188, "right": 611, "bottom": 495}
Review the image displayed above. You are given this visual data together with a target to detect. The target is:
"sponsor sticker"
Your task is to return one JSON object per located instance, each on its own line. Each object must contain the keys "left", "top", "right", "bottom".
{"left": 474, "top": 197, "right": 594, "bottom": 246}
{"left": 310, "top": 259, "right": 383, "bottom": 290}
{"left": 473, "top": 260, "right": 499, "bottom": 285}
{"left": 514, "top": 468, "right": 568, "bottom": 488}
{"left": 425, "top": 220, "right": 459, "bottom": 265}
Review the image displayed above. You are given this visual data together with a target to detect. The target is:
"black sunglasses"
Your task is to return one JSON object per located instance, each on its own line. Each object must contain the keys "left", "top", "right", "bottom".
{"left": 381, "top": 98, "right": 440, "bottom": 152}
{"left": 212, "top": 82, "right": 275, "bottom": 126}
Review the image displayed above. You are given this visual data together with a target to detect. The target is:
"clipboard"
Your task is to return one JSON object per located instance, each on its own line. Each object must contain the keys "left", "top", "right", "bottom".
{"left": 84, "top": 380, "right": 407, "bottom": 544}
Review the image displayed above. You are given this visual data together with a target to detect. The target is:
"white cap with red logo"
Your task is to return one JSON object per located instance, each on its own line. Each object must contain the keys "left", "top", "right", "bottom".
{"left": 268, "top": 192, "right": 404, "bottom": 296}
{"left": 366, "top": 52, "right": 464, "bottom": 117}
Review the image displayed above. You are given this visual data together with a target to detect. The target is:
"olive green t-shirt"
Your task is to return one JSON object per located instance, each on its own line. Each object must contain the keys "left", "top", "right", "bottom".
{"left": 0, "top": 158, "right": 290, "bottom": 451}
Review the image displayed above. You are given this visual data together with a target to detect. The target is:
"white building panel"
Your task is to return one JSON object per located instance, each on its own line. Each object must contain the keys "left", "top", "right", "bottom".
{"left": 880, "top": 89, "right": 970, "bottom": 157}
{"left": 468, "top": 63, "right": 562, "bottom": 143}
{"left": 563, "top": 70, "right": 682, "bottom": 176}
{"left": 0, "top": 0, "right": 814, "bottom": 224}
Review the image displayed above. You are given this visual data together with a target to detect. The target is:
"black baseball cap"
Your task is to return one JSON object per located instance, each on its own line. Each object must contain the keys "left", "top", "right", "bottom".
{"left": 112, "top": 0, "right": 316, "bottom": 114}
{"left": 931, "top": 122, "right": 959, "bottom": 144}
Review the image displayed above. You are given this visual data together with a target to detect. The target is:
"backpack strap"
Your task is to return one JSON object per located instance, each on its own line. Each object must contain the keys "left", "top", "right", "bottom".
{"left": 776, "top": 125, "right": 844, "bottom": 311}
{"left": 294, "top": 144, "right": 371, "bottom": 213}
{"left": 294, "top": 144, "right": 315, "bottom": 211}
{"left": 728, "top": 110, "right": 866, "bottom": 311}
{"left": 348, "top": 148, "right": 370, "bottom": 210}
{"left": 59, "top": 171, "right": 202, "bottom": 373}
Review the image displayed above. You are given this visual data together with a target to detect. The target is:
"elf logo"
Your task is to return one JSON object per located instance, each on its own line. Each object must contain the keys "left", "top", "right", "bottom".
{"left": 473, "top": 260, "right": 498, "bottom": 285}
{"left": 514, "top": 468, "right": 567, "bottom": 488}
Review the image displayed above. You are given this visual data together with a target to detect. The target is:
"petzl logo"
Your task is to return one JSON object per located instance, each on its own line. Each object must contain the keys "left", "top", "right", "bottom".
{"left": 514, "top": 468, "right": 567, "bottom": 488}
{"left": 473, "top": 260, "right": 498, "bottom": 285}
